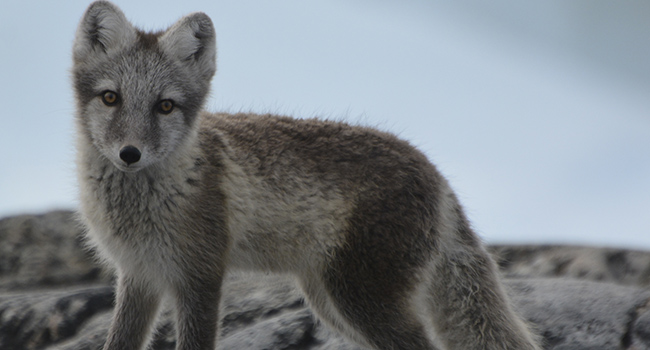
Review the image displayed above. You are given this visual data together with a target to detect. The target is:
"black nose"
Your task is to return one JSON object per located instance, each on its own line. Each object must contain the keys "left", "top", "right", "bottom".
{"left": 119, "top": 145, "right": 141, "bottom": 165}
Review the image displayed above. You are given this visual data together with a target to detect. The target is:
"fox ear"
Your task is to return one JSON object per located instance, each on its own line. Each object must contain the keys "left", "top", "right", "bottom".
{"left": 159, "top": 12, "right": 217, "bottom": 79}
{"left": 73, "top": 1, "right": 136, "bottom": 62}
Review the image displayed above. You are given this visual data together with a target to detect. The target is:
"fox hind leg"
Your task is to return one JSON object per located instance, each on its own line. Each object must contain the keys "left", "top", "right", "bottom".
{"left": 300, "top": 245, "right": 440, "bottom": 350}
{"left": 426, "top": 244, "right": 541, "bottom": 350}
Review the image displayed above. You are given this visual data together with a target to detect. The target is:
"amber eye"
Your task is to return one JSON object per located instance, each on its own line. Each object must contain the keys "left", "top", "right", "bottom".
{"left": 157, "top": 99, "right": 174, "bottom": 114}
{"left": 101, "top": 91, "right": 119, "bottom": 106}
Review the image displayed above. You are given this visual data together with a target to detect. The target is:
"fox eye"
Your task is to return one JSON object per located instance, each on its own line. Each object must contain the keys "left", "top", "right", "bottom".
{"left": 157, "top": 99, "right": 175, "bottom": 114}
{"left": 101, "top": 91, "right": 119, "bottom": 106}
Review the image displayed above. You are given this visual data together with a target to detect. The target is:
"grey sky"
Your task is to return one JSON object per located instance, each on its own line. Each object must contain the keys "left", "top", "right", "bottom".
{"left": 1, "top": 1, "right": 648, "bottom": 248}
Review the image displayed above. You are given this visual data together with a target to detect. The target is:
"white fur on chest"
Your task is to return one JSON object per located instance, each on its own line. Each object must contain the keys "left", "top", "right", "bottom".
{"left": 78, "top": 152, "right": 200, "bottom": 286}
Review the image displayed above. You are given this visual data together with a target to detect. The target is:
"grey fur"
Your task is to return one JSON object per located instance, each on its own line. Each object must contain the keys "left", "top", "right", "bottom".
{"left": 72, "top": 2, "right": 542, "bottom": 350}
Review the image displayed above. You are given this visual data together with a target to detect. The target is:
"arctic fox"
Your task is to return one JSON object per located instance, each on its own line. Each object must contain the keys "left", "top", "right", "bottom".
{"left": 73, "top": 2, "right": 540, "bottom": 350}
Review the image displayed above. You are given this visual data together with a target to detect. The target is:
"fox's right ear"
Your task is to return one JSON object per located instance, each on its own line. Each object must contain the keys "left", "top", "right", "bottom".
{"left": 73, "top": 1, "right": 136, "bottom": 62}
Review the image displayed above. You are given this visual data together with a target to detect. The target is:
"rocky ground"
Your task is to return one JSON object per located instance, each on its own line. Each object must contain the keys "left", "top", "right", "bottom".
{"left": 1, "top": 210, "right": 649, "bottom": 349}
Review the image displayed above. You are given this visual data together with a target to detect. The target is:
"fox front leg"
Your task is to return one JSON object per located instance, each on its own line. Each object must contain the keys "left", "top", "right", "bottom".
{"left": 172, "top": 275, "right": 223, "bottom": 350}
{"left": 104, "top": 275, "right": 162, "bottom": 350}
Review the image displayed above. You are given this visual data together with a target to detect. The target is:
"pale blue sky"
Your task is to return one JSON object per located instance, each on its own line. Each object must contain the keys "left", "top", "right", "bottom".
{"left": 1, "top": 1, "right": 649, "bottom": 248}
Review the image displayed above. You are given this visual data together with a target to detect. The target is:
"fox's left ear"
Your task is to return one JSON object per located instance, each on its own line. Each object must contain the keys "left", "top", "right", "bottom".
{"left": 159, "top": 13, "right": 217, "bottom": 80}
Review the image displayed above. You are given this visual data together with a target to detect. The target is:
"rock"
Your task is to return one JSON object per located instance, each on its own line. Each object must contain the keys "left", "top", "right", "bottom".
{"left": 1, "top": 210, "right": 650, "bottom": 349}
{"left": 217, "top": 308, "right": 316, "bottom": 350}
{"left": 508, "top": 279, "right": 650, "bottom": 350}
{"left": 0, "top": 286, "right": 114, "bottom": 350}
{"left": 490, "top": 245, "right": 650, "bottom": 287}
{"left": 0, "top": 211, "right": 106, "bottom": 291}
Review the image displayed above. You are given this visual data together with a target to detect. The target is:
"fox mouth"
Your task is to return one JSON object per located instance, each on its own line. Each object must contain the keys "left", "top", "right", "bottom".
{"left": 113, "top": 161, "right": 144, "bottom": 173}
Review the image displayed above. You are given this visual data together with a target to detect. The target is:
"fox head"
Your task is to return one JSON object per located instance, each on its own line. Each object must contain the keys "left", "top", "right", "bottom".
{"left": 72, "top": 1, "right": 216, "bottom": 172}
